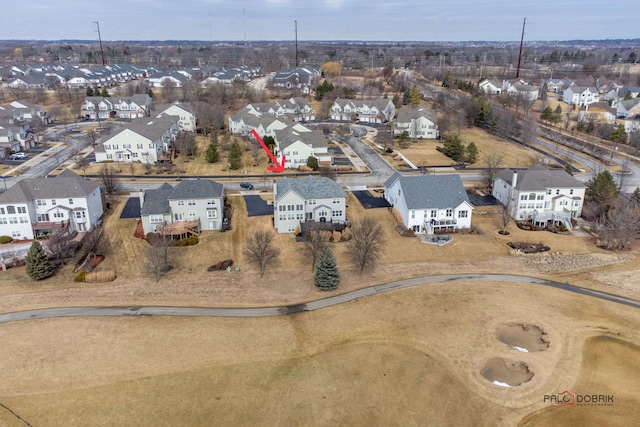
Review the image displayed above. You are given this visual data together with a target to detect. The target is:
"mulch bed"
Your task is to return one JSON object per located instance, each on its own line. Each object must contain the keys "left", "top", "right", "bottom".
{"left": 507, "top": 242, "right": 550, "bottom": 254}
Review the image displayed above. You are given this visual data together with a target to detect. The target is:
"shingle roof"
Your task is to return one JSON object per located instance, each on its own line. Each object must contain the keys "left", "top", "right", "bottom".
{"left": 140, "top": 183, "right": 174, "bottom": 215}
{"left": 496, "top": 165, "right": 585, "bottom": 191}
{"left": 167, "top": 179, "right": 223, "bottom": 200}
{"left": 384, "top": 172, "right": 470, "bottom": 209}
{"left": 0, "top": 170, "right": 100, "bottom": 204}
{"left": 275, "top": 176, "right": 345, "bottom": 202}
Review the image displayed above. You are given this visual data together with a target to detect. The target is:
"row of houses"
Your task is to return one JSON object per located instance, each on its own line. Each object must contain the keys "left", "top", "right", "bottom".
{"left": 0, "top": 100, "right": 49, "bottom": 156}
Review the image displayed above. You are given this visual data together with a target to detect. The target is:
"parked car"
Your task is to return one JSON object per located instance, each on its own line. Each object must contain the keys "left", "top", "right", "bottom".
{"left": 240, "top": 182, "right": 254, "bottom": 189}
{"left": 8, "top": 152, "right": 26, "bottom": 160}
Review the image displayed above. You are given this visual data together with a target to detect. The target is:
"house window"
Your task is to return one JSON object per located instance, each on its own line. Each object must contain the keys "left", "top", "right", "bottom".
{"left": 573, "top": 201, "right": 580, "bottom": 207}
{"left": 287, "top": 213, "right": 294, "bottom": 220}
{"left": 287, "top": 205, "right": 294, "bottom": 211}
{"left": 207, "top": 199, "right": 216, "bottom": 206}
{"left": 519, "top": 203, "right": 526, "bottom": 209}
{"left": 188, "top": 200, "right": 196, "bottom": 206}
{"left": 306, "top": 213, "right": 313, "bottom": 220}
{"left": 446, "top": 209, "right": 453, "bottom": 217}
{"left": 68, "top": 199, "right": 74, "bottom": 205}
{"left": 287, "top": 225, "right": 296, "bottom": 233}
{"left": 278, "top": 205, "right": 285, "bottom": 212}
{"left": 0, "top": 208, "right": 4, "bottom": 215}
{"left": 332, "top": 198, "right": 341, "bottom": 204}
{"left": 53, "top": 211, "right": 64, "bottom": 218}
{"left": 0, "top": 218, "right": 6, "bottom": 224}
{"left": 75, "top": 211, "right": 86, "bottom": 219}
{"left": 51, "top": 199, "right": 56, "bottom": 205}
{"left": 458, "top": 210, "right": 468, "bottom": 218}
{"left": 149, "top": 215, "right": 164, "bottom": 223}
{"left": 570, "top": 189, "right": 574, "bottom": 195}
{"left": 536, "top": 195, "right": 544, "bottom": 200}
{"left": 106, "top": 154, "right": 113, "bottom": 159}
{"left": 296, "top": 213, "right": 303, "bottom": 220}
{"left": 430, "top": 210, "right": 437, "bottom": 218}
{"left": 308, "top": 199, "right": 316, "bottom": 206}
{"left": 19, "top": 216, "right": 28, "bottom": 223}
{"left": 318, "top": 211, "right": 327, "bottom": 217}
{"left": 547, "top": 189, "right": 552, "bottom": 195}
{"left": 279, "top": 214, "right": 286, "bottom": 221}
{"left": 123, "top": 144, "right": 131, "bottom": 149}
{"left": 112, "top": 144, "right": 119, "bottom": 149}
{"left": 17, "top": 206, "right": 26, "bottom": 214}
{"left": 137, "top": 144, "right": 143, "bottom": 149}
{"left": 332, "top": 210, "right": 343, "bottom": 217}
{"left": 411, "top": 211, "right": 415, "bottom": 219}
{"left": 37, "top": 214, "right": 49, "bottom": 222}
{"left": 559, "top": 200, "right": 568, "bottom": 206}
{"left": 207, "top": 209, "right": 217, "bottom": 219}
{"left": 556, "top": 189, "right": 560, "bottom": 195}
{"left": 11, "top": 231, "right": 20, "bottom": 238}
{"left": 297, "top": 204, "right": 303, "bottom": 211}
{"left": 37, "top": 199, "right": 46, "bottom": 206}
{"left": 520, "top": 194, "right": 527, "bottom": 201}
{"left": 132, "top": 152, "right": 138, "bottom": 158}
{"left": 188, "top": 211, "right": 197, "bottom": 218}
{"left": 178, "top": 201, "right": 185, "bottom": 206}
{"left": 529, "top": 193, "right": 536, "bottom": 200}
{"left": 9, "top": 217, "right": 18, "bottom": 224}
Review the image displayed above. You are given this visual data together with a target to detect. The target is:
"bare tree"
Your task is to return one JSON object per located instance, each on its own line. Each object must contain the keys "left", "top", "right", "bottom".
{"left": 98, "top": 164, "right": 122, "bottom": 195}
{"left": 250, "top": 140, "right": 263, "bottom": 166}
{"left": 45, "top": 229, "right": 77, "bottom": 263}
{"left": 481, "top": 153, "right": 504, "bottom": 191}
{"left": 74, "top": 153, "right": 90, "bottom": 177}
{"left": 303, "top": 229, "right": 330, "bottom": 271}
{"left": 144, "top": 226, "right": 173, "bottom": 282}
{"left": 243, "top": 229, "right": 280, "bottom": 277}
{"left": 318, "top": 165, "right": 337, "bottom": 181}
{"left": 594, "top": 200, "right": 640, "bottom": 250}
{"left": 347, "top": 217, "right": 385, "bottom": 274}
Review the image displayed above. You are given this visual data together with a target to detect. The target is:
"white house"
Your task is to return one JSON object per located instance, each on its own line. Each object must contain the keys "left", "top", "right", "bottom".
{"left": 140, "top": 179, "right": 224, "bottom": 236}
{"left": 614, "top": 98, "right": 640, "bottom": 119}
{"left": 272, "top": 66, "right": 321, "bottom": 94}
{"left": 273, "top": 126, "right": 332, "bottom": 169}
{"left": 273, "top": 176, "right": 347, "bottom": 233}
{"left": 330, "top": 98, "right": 395, "bottom": 123}
{"left": 506, "top": 83, "right": 539, "bottom": 101}
{"left": 492, "top": 165, "right": 586, "bottom": 229}
{"left": 384, "top": 172, "right": 472, "bottom": 234}
{"left": 82, "top": 95, "right": 152, "bottom": 120}
{"left": 577, "top": 102, "right": 617, "bottom": 124}
{"left": 154, "top": 101, "right": 197, "bottom": 132}
{"left": 393, "top": 108, "right": 439, "bottom": 139}
{"left": 95, "top": 117, "right": 179, "bottom": 164}
{"left": 563, "top": 86, "right": 599, "bottom": 106}
{"left": 0, "top": 169, "right": 103, "bottom": 240}
{"left": 479, "top": 79, "right": 502, "bottom": 95}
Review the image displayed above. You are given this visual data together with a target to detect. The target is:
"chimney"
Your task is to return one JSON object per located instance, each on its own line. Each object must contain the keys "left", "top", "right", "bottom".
{"left": 512, "top": 170, "right": 518, "bottom": 189}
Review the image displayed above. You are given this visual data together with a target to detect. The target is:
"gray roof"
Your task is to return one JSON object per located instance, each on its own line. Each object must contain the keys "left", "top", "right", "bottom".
{"left": 167, "top": 179, "right": 223, "bottom": 200}
{"left": 275, "top": 176, "right": 345, "bottom": 202}
{"left": 0, "top": 169, "right": 100, "bottom": 204}
{"left": 275, "top": 127, "right": 327, "bottom": 150}
{"left": 141, "top": 183, "right": 174, "bottom": 216}
{"left": 496, "top": 165, "right": 586, "bottom": 191}
{"left": 396, "top": 108, "right": 436, "bottom": 124}
{"left": 384, "top": 172, "right": 470, "bottom": 209}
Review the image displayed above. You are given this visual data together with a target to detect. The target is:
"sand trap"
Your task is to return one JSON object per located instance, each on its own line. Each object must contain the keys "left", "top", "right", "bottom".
{"left": 497, "top": 323, "right": 550, "bottom": 352}
{"left": 481, "top": 357, "right": 534, "bottom": 386}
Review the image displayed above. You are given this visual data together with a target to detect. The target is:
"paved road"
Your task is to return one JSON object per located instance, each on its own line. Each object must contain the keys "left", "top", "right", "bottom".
{"left": 1, "top": 273, "right": 639, "bottom": 324}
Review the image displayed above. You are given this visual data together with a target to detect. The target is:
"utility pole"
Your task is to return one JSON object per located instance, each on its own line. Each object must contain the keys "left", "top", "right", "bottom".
{"left": 94, "top": 21, "right": 106, "bottom": 66}
{"left": 516, "top": 18, "right": 526, "bottom": 78}
{"left": 294, "top": 20, "right": 299, "bottom": 67}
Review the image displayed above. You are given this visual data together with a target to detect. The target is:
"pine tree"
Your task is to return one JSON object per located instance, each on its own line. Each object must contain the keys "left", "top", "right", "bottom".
{"left": 228, "top": 141, "right": 242, "bottom": 170}
{"left": 25, "top": 241, "right": 53, "bottom": 281}
{"left": 205, "top": 142, "right": 219, "bottom": 163}
{"left": 465, "top": 142, "right": 479, "bottom": 164}
{"left": 306, "top": 156, "right": 319, "bottom": 171}
{"left": 86, "top": 86, "right": 94, "bottom": 96}
{"left": 314, "top": 247, "right": 340, "bottom": 291}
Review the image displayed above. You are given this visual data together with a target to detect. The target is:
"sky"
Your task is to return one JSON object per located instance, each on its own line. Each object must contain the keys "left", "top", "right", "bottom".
{"left": 1, "top": 0, "right": 638, "bottom": 42}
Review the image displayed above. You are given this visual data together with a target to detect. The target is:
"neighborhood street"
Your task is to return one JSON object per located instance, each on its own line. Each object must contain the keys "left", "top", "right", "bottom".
{"left": 1, "top": 273, "right": 639, "bottom": 324}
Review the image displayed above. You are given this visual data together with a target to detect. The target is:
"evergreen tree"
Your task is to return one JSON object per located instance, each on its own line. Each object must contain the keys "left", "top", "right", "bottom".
{"left": 409, "top": 85, "right": 421, "bottom": 106}
{"left": 586, "top": 170, "right": 618, "bottom": 204}
{"left": 228, "top": 140, "right": 242, "bottom": 170}
{"left": 306, "top": 156, "right": 319, "bottom": 171}
{"left": 442, "top": 135, "right": 465, "bottom": 161}
{"left": 25, "top": 241, "right": 53, "bottom": 281}
{"left": 86, "top": 86, "right": 94, "bottom": 96}
{"left": 314, "top": 247, "right": 340, "bottom": 291}
{"left": 465, "top": 142, "right": 479, "bottom": 164}
{"left": 101, "top": 88, "right": 109, "bottom": 97}
{"left": 147, "top": 88, "right": 154, "bottom": 98}
{"left": 205, "top": 142, "right": 219, "bottom": 163}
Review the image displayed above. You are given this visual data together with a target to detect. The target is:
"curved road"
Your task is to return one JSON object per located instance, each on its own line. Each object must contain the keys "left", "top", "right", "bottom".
{"left": 1, "top": 273, "right": 639, "bottom": 324}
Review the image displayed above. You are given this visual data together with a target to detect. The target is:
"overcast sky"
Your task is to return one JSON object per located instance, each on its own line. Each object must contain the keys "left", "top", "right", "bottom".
{"left": 2, "top": 0, "right": 637, "bottom": 42}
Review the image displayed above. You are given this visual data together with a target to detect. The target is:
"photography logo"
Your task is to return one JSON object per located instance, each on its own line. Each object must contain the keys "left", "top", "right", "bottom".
{"left": 544, "top": 390, "right": 614, "bottom": 407}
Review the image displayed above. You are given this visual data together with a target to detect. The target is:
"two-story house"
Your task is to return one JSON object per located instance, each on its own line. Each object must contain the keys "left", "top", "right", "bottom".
{"left": 384, "top": 172, "right": 472, "bottom": 234}
{"left": 331, "top": 98, "right": 395, "bottom": 123}
{"left": 95, "top": 116, "right": 179, "bottom": 164}
{"left": 271, "top": 66, "right": 321, "bottom": 94}
{"left": 82, "top": 94, "right": 152, "bottom": 120}
{"left": 393, "top": 108, "right": 439, "bottom": 139}
{"left": 479, "top": 79, "right": 502, "bottom": 95}
{"left": 273, "top": 126, "right": 332, "bottom": 169}
{"left": 492, "top": 165, "right": 586, "bottom": 229}
{"left": 0, "top": 170, "right": 103, "bottom": 240}
{"left": 563, "top": 86, "right": 599, "bottom": 106}
{"left": 153, "top": 101, "right": 197, "bottom": 132}
{"left": 139, "top": 179, "right": 224, "bottom": 236}
{"left": 273, "top": 176, "right": 347, "bottom": 233}
{"left": 614, "top": 98, "right": 640, "bottom": 119}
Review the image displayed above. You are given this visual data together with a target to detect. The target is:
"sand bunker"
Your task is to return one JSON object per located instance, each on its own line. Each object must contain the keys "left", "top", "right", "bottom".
{"left": 481, "top": 357, "right": 534, "bottom": 387}
{"left": 497, "top": 323, "right": 550, "bottom": 352}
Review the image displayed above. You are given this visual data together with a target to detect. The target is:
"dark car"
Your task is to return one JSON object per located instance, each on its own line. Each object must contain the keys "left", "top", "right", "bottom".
{"left": 240, "top": 182, "right": 254, "bottom": 190}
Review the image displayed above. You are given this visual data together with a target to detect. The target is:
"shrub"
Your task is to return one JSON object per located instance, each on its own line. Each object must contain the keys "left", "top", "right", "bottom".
{"left": 84, "top": 270, "right": 117, "bottom": 283}
{"left": 0, "top": 235, "right": 13, "bottom": 244}
{"left": 73, "top": 271, "right": 87, "bottom": 282}
{"left": 402, "top": 228, "right": 416, "bottom": 237}
{"left": 187, "top": 236, "right": 199, "bottom": 245}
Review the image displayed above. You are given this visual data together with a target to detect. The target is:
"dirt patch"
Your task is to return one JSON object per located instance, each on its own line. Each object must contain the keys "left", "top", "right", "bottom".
{"left": 481, "top": 357, "right": 534, "bottom": 387}
{"left": 497, "top": 323, "right": 550, "bottom": 352}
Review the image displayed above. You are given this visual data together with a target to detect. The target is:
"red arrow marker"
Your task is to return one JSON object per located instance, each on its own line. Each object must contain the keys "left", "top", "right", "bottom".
{"left": 252, "top": 129, "right": 286, "bottom": 173}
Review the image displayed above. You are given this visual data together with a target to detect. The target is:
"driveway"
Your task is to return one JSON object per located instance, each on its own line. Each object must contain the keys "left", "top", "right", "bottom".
{"left": 351, "top": 190, "right": 391, "bottom": 209}
{"left": 120, "top": 197, "right": 141, "bottom": 219}
{"left": 243, "top": 195, "right": 273, "bottom": 217}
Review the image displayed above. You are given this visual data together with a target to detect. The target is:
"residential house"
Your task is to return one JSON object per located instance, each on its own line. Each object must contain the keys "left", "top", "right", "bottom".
{"left": 245, "top": 98, "right": 316, "bottom": 122}
{"left": 577, "top": 101, "right": 617, "bottom": 124}
{"left": 272, "top": 66, "right": 321, "bottom": 94}
{"left": 393, "top": 108, "right": 439, "bottom": 139}
{"left": 606, "top": 87, "right": 640, "bottom": 102}
{"left": 146, "top": 70, "right": 189, "bottom": 88}
{"left": 273, "top": 126, "right": 332, "bottom": 168}
{"left": 330, "top": 98, "right": 395, "bottom": 123}
{"left": 273, "top": 176, "right": 346, "bottom": 233}
{"left": 506, "top": 83, "right": 539, "bottom": 101}
{"left": 562, "top": 86, "right": 599, "bottom": 106}
{"left": 82, "top": 94, "right": 152, "bottom": 120}
{"left": 154, "top": 101, "right": 197, "bottom": 132}
{"left": 95, "top": 116, "right": 179, "bottom": 164}
{"left": 6, "top": 73, "right": 47, "bottom": 89}
{"left": 139, "top": 179, "right": 224, "bottom": 235}
{"left": 479, "top": 79, "right": 502, "bottom": 95}
{"left": 492, "top": 165, "right": 586, "bottom": 229}
{"left": 614, "top": 98, "right": 640, "bottom": 119}
{"left": 7, "top": 100, "right": 49, "bottom": 123}
{"left": 384, "top": 172, "right": 472, "bottom": 234}
{"left": 0, "top": 169, "right": 103, "bottom": 240}
{"left": 544, "top": 79, "right": 573, "bottom": 93}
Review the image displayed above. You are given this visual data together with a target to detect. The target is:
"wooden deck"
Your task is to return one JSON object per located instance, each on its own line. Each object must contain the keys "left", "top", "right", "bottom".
{"left": 156, "top": 220, "right": 200, "bottom": 238}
